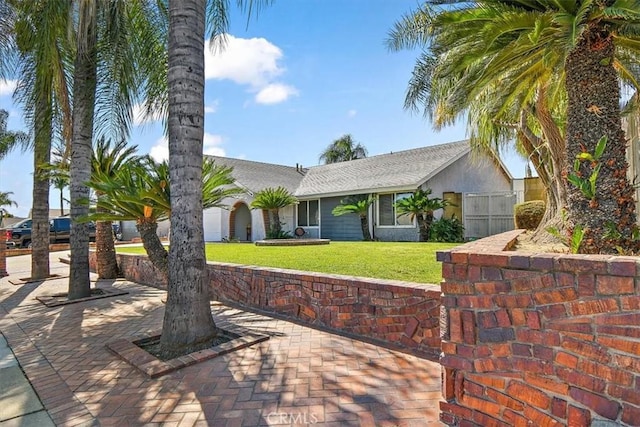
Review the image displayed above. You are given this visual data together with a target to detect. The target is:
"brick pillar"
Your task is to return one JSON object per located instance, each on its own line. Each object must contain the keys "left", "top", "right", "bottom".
{"left": 0, "top": 229, "right": 7, "bottom": 277}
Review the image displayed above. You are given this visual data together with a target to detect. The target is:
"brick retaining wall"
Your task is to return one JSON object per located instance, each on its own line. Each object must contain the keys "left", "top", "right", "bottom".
{"left": 0, "top": 229, "right": 7, "bottom": 277}
{"left": 438, "top": 230, "right": 640, "bottom": 426}
{"left": 93, "top": 252, "right": 442, "bottom": 358}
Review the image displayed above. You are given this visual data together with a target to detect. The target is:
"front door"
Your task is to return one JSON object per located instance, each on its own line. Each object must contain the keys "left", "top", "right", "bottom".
{"left": 232, "top": 203, "right": 252, "bottom": 241}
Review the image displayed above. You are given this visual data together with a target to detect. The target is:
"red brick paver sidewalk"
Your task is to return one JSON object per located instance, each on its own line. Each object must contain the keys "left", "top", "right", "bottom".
{"left": 0, "top": 255, "right": 444, "bottom": 426}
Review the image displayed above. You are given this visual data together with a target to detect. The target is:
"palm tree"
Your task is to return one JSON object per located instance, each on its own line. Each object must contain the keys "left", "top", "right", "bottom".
{"left": 563, "top": 2, "right": 639, "bottom": 253}
{"left": 0, "top": 191, "right": 17, "bottom": 226}
{"left": 332, "top": 194, "right": 374, "bottom": 241}
{"left": 4, "top": 1, "right": 74, "bottom": 280}
{"left": 49, "top": 146, "right": 70, "bottom": 216}
{"left": 90, "top": 157, "right": 171, "bottom": 276}
{"left": 0, "top": 109, "right": 29, "bottom": 160}
{"left": 157, "top": 0, "right": 215, "bottom": 359}
{"left": 388, "top": 0, "right": 640, "bottom": 252}
{"left": 67, "top": 0, "right": 100, "bottom": 299}
{"left": 250, "top": 186, "right": 298, "bottom": 238}
{"left": 395, "top": 188, "right": 448, "bottom": 242}
{"left": 89, "top": 156, "right": 242, "bottom": 278}
{"left": 68, "top": 1, "right": 168, "bottom": 299}
{"left": 91, "top": 138, "right": 139, "bottom": 279}
{"left": 0, "top": 191, "right": 17, "bottom": 211}
{"left": 319, "top": 134, "right": 368, "bottom": 164}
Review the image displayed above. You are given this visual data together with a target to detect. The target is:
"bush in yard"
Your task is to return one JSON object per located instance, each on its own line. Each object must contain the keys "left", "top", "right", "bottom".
{"left": 514, "top": 200, "right": 546, "bottom": 230}
{"left": 430, "top": 215, "right": 464, "bottom": 242}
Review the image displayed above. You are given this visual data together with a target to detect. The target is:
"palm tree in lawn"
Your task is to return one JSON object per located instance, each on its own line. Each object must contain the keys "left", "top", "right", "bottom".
{"left": 250, "top": 186, "right": 298, "bottom": 238}
{"left": 332, "top": 194, "right": 374, "bottom": 241}
{"left": 91, "top": 138, "right": 139, "bottom": 279}
{"left": 4, "top": 1, "right": 74, "bottom": 280}
{"left": 89, "top": 156, "right": 242, "bottom": 278}
{"left": 395, "top": 188, "right": 448, "bottom": 242}
{"left": 319, "top": 134, "right": 368, "bottom": 164}
{"left": 388, "top": 0, "right": 640, "bottom": 252}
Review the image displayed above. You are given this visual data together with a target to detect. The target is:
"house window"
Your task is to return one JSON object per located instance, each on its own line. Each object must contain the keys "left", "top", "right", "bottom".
{"left": 298, "top": 200, "right": 319, "bottom": 226}
{"left": 378, "top": 193, "right": 413, "bottom": 226}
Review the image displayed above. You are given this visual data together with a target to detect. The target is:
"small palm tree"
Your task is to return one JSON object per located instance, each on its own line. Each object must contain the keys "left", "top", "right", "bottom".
{"left": 251, "top": 187, "right": 297, "bottom": 238}
{"left": 395, "top": 188, "right": 449, "bottom": 242}
{"left": 91, "top": 138, "right": 139, "bottom": 279}
{"left": 319, "top": 134, "right": 368, "bottom": 164}
{"left": 332, "top": 194, "right": 374, "bottom": 241}
{"left": 88, "top": 157, "right": 242, "bottom": 276}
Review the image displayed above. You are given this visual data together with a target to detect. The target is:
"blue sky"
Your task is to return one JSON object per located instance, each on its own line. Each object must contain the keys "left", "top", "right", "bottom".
{"left": 0, "top": 0, "right": 526, "bottom": 218}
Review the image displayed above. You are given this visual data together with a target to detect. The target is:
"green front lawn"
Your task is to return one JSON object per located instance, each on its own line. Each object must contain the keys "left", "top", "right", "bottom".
{"left": 117, "top": 241, "right": 458, "bottom": 284}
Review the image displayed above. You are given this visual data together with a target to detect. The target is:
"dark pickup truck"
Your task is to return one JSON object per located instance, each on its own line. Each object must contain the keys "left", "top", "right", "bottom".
{"left": 5, "top": 217, "right": 96, "bottom": 248}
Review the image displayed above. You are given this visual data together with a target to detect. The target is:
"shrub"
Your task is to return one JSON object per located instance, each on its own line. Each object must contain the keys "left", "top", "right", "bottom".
{"left": 430, "top": 215, "right": 465, "bottom": 242}
{"left": 266, "top": 225, "right": 293, "bottom": 239}
{"left": 514, "top": 200, "right": 546, "bottom": 230}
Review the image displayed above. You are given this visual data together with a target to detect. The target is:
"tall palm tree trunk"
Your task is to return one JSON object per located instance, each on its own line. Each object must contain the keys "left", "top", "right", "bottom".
{"left": 69, "top": 1, "right": 98, "bottom": 299}
{"left": 160, "top": 0, "right": 217, "bottom": 359}
{"left": 30, "top": 98, "right": 51, "bottom": 279}
{"left": 565, "top": 29, "right": 637, "bottom": 253}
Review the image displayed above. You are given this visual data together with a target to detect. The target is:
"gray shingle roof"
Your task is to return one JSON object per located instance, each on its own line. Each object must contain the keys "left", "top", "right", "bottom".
{"left": 294, "top": 140, "right": 471, "bottom": 198}
{"left": 206, "top": 156, "right": 305, "bottom": 195}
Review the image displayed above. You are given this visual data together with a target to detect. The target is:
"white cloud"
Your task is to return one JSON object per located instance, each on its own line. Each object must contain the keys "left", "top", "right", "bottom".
{"left": 0, "top": 79, "right": 17, "bottom": 96}
{"left": 255, "top": 83, "right": 299, "bottom": 105}
{"left": 347, "top": 109, "right": 357, "bottom": 118}
{"left": 205, "top": 35, "right": 284, "bottom": 87}
{"left": 132, "top": 103, "right": 164, "bottom": 126}
{"left": 204, "top": 100, "right": 219, "bottom": 114}
{"left": 149, "top": 133, "right": 225, "bottom": 163}
{"left": 205, "top": 35, "right": 298, "bottom": 105}
{"left": 203, "top": 133, "right": 225, "bottom": 156}
{"left": 149, "top": 136, "right": 169, "bottom": 162}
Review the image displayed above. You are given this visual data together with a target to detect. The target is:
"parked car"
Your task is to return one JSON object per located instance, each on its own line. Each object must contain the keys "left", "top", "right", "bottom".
{"left": 5, "top": 217, "right": 96, "bottom": 248}
{"left": 112, "top": 223, "right": 123, "bottom": 242}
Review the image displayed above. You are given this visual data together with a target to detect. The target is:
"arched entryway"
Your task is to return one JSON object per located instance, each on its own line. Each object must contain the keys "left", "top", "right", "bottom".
{"left": 230, "top": 202, "right": 252, "bottom": 241}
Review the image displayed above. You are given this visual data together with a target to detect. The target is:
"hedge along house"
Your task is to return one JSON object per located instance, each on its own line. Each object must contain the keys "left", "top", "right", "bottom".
{"left": 203, "top": 140, "right": 514, "bottom": 242}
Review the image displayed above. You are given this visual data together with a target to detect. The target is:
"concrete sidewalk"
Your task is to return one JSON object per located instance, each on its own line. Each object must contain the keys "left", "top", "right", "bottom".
{"left": 0, "top": 253, "right": 444, "bottom": 426}
{"left": 0, "top": 334, "right": 55, "bottom": 426}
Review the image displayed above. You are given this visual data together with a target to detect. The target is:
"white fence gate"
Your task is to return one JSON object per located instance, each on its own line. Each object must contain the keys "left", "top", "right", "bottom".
{"left": 463, "top": 192, "right": 517, "bottom": 240}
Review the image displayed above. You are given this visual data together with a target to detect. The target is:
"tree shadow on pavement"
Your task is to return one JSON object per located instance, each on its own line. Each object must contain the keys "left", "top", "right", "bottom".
{"left": 1, "top": 278, "right": 443, "bottom": 426}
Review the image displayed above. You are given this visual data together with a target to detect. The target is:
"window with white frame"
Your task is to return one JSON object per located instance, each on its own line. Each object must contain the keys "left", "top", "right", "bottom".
{"left": 378, "top": 193, "right": 414, "bottom": 226}
{"left": 297, "top": 200, "right": 319, "bottom": 226}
